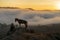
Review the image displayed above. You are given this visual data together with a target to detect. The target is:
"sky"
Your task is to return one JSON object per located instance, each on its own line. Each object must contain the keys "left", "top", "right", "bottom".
{"left": 0, "top": 0, "right": 60, "bottom": 10}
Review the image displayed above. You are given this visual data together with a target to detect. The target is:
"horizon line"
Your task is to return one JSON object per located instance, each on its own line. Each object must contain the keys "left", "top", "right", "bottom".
{"left": 0, "top": 7, "right": 60, "bottom": 11}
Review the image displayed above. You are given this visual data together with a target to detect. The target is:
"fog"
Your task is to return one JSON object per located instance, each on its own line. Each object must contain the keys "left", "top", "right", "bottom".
{"left": 0, "top": 9, "right": 60, "bottom": 25}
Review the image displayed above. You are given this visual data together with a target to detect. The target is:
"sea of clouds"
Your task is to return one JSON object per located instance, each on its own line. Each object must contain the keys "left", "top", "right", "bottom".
{"left": 0, "top": 9, "right": 60, "bottom": 25}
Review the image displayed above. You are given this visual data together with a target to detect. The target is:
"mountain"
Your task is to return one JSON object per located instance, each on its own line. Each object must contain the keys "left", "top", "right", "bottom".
{"left": 24, "top": 8, "right": 34, "bottom": 11}
{"left": 0, "top": 7, "right": 19, "bottom": 9}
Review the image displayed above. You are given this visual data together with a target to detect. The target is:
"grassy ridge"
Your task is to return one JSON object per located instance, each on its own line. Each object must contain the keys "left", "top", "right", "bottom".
{"left": 0, "top": 23, "right": 60, "bottom": 40}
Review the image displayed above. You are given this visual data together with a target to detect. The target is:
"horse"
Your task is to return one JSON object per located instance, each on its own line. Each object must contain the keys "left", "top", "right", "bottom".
{"left": 15, "top": 18, "right": 28, "bottom": 29}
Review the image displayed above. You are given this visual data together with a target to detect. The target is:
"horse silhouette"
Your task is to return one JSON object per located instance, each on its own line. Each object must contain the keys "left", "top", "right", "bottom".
{"left": 15, "top": 18, "right": 28, "bottom": 29}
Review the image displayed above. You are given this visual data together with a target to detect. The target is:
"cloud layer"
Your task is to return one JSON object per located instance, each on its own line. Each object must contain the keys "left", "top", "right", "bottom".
{"left": 0, "top": 9, "right": 60, "bottom": 25}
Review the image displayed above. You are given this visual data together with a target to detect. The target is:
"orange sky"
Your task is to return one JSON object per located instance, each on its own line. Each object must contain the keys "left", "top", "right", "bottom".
{"left": 0, "top": 0, "right": 60, "bottom": 10}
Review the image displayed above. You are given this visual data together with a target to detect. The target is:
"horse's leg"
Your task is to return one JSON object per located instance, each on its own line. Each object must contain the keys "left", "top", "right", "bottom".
{"left": 17, "top": 24, "right": 21, "bottom": 30}
{"left": 25, "top": 23, "right": 27, "bottom": 29}
{"left": 19, "top": 24, "right": 21, "bottom": 27}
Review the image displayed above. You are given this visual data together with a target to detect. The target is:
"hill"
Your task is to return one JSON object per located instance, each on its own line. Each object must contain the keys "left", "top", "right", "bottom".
{"left": 0, "top": 23, "right": 60, "bottom": 40}
{"left": 0, "top": 7, "right": 19, "bottom": 9}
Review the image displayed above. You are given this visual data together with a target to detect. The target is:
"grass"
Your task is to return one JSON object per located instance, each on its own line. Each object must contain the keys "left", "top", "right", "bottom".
{"left": 0, "top": 23, "right": 60, "bottom": 40}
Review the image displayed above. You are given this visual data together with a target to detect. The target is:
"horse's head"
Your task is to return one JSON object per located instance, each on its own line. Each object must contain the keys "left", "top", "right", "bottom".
{"left": 15, "top": 18, "right": 18, "bottom": 22}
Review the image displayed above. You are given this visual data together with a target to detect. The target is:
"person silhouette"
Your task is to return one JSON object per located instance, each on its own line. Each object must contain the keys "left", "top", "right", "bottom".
{"left": 10, "top": 23, "right": 15, "bottom": 32}
{"left": 7, "top": 23, "right": 16, "bottom": 35}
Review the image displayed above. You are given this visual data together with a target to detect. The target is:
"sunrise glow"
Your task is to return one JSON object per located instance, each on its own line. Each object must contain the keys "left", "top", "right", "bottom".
{"left": 0, "top": 0, "right": 60, "bottom": 10}
{"left": 55, "top": 2, "right": 60, "bottom": 10}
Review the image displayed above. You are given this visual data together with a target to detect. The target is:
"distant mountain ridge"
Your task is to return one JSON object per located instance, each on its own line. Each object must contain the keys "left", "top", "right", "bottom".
{"left": 0, "top": 7, "right": 60, "bottom": 11}
{"left": 0, "top": 7, "right": 19, "bottom": 9}
{"left": 25, "top": 8, "right": 34, "bottom": 10}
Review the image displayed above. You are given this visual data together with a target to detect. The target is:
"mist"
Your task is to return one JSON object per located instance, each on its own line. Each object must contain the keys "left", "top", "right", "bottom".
{"left": 0, "top": 9, "right": 60, "bottom": 25}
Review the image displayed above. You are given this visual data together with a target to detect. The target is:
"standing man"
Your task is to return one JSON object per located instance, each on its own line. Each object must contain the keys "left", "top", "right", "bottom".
{"left": 7, "top": 23, "right": 16, "bottom": 35}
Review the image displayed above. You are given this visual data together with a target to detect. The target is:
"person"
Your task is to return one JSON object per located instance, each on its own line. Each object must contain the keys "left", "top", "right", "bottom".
{"left": 7, "top": 23, "right": 16, "bottom": 35}
{"left": 10, "top": 23, "right": 15, "bottom": 32}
